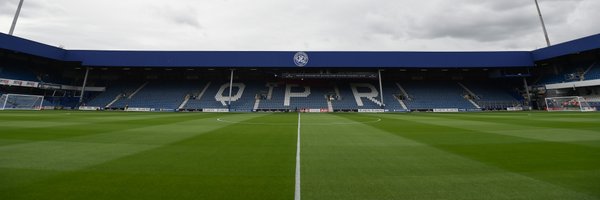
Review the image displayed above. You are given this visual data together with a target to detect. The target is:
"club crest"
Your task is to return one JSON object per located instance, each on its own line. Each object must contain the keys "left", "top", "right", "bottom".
{"left": 293, "top": 52, "right": 309, "bottom": 67}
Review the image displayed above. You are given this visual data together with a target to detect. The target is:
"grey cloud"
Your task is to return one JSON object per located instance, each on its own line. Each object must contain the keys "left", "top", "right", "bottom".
{"left": 1, "top": 0, "right": 597, "bottom": 51}
{"left": 464, "top": 0, "right": 581, "bottom": 12}
{"left": 363, "top": 12, "right": 410, "bottom": 40}
{"left": 0, "top": 0, "right": 18, "bottom": 16}
{"left": 1, "top": 0, "right": 48, "bottom": 18}
{"left": 153, "top": 5, "right": 202, "bottom": 29}
{"left": 413, "top": 12, "right": 540, "bottom": 42}
{"left": 405, "top": 0, "right": 581, "bottom": 43}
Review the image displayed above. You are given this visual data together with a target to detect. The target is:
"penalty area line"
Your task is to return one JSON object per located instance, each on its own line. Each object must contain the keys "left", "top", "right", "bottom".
{"left": 216, "top": 117, "right": 381, "bottom": 126}
{"left": 294, "top": 112, "right": 301, "bottom": 200}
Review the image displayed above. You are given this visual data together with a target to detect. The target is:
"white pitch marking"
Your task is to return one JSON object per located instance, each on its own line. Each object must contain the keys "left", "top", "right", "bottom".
{"left": 294, "top": 112, "right": 301, "bottom": 200}
{"left": 216, "top": 117, "right": 381, "bottom": 126}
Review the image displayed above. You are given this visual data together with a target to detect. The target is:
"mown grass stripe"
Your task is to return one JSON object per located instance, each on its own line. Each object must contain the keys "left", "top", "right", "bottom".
{"left": 0, "top": 113, "right": 237, "bottom": 171}
{"left": 353, "top": 113, "right": 600, "bottom": 198}
{"left": 0, "top": 111, "right": 221, "bottom": 144}
{"left": 1, "top": 113, "right": 297, "bottom": 200}
{"left": 303, "top": 113, "right": 596, "bottom": 199}
{"left": 386, "top": 113, "right": 600, "bottom": 145}
{"left": 441, "top": 112, "right": 600, "bottom": 132}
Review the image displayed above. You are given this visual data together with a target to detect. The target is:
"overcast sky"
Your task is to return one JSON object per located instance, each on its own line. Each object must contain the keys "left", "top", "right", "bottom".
{"left": 0, "top": 0, "right": 598, "bottom": 51}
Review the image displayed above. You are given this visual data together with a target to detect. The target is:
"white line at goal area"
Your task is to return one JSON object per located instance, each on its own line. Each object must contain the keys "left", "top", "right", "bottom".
{"left": 216, "top": 115, "right": 381, "bottom": 125}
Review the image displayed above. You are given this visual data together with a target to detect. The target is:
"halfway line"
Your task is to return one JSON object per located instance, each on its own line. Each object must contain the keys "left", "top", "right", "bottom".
{"left": 294, "top": 112, "right": 301, "bottom": 200}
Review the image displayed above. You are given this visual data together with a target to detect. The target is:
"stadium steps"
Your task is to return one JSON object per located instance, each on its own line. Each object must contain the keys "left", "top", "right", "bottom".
{"left": 458, "top": 82, "right": 480, "bottom": 100}
{"left": 253, "top": 99, "right": 260, "bottom": 111}
{"left": 582, "top": 61, "right": 600, "bottom": 80}
{"left": 128, "top": 82, "right": 148, "bottom": 99}
{"left": 327, "top": 100, "right": 333, "bottom": 111}
{"left": 266, "top": 83, "right": 276, "bottom": 100}
{"left": 467, "top": 99, "right": 481, "bottom": 109}
{"left": 178, "top": 94, "right": 191, "bottom": 110}
{"left": 197, "top": 82, "right": 211, "bottom": 100}
{"left": 395, "top": 96, "right": 408, "bottom": 110}
{"left": 179, "top": 82, "right": 210, "bottom": 110}
{"left": 178, "top": 82, "right": 211, "bottom": 110}
{"left": 334, "top": 86, "right": 341, "bottom": 98}
{"left": 395, "top": 83, "right": 410, "bottom": 98}
{"left": 106, "top": 95, "right": 122, "bottom": 108}
{"left": 394, "top": 83, "right": 409, "bottom": 110}
{"left": 458, "top": 82, "right": 481, "bottom": 108}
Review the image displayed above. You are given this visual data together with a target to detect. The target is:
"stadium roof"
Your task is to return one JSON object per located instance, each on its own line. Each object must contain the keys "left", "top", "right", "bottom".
{"left": 1, "top": 32, "right": 599, "bottom": 68}
{"left": 531, "top": 33, "right": 600, "bottom": 61}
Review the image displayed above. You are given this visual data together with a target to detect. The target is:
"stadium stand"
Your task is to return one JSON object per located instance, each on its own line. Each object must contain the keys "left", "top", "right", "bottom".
{"left": 583, "top": 62, "right": 600, "bottom": 80}
{"left": 350, "top": 83, "right": 384, "bottom": 109}
{"left": 538, "top": 61, "right": 596, "bottom": 84}
{"left": 257, "top": 83, "right": 286, "bottom": 110}
{"left": 0, "top": 65, "right": 39, "bottom": 81}
{"left": 111, "top": 81, "right": 196, "bottom": 110}
{"left": 2, "top": 32, "right": 600, "bottom": 112}
{"left": 462, "top": 81, "right": 523, "bottom": 110}
{"left": 182, "top": 81, "right": 264, "bottom": 112}
{"left": 1, "top": 75, "right": 532, "bottom": 111}
{"left": 382, "top": 83, "right": 407, "bottom": 112}
{"left": 42, "top": 98, "right": 54, "bottom": 107}
{"left": 252, "top": 82, "right": 332, "bottom": 111}
{"left": 402, "top": 81, "right": 477, "bottom": 110}
{"left": 585, "top": 96, "right": 600, "bottom": 110}
{"left": 329, "top": 83, "right": 384, "bottom": 110}
{"left": 87, "top": 82, "right": 141, "bottom": 108}
{"left": 229, "top": 82, "right": 262, "bottom": 112}
{"left": 184, "top": 82, "right": 230, "bottom": 110}
{"left": 291, "top": 85, "right": 329, "bottom": 110}
{"left": 330, "top": 83, "right": 359, "bottom": 111}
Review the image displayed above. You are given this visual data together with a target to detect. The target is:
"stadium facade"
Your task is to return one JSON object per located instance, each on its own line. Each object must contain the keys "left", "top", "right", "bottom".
{"left": 1, "top": 32, "right": 599, "bottom": 112}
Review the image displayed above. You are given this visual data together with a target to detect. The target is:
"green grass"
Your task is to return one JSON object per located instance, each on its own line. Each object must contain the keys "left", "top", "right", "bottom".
{"left": 1, "top": 111, "right": 599, "bottom": 199}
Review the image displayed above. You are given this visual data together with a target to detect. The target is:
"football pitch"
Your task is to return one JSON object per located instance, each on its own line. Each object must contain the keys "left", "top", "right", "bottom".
{"left": 1, "top": 111, "right": 599, "bottom": 200}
